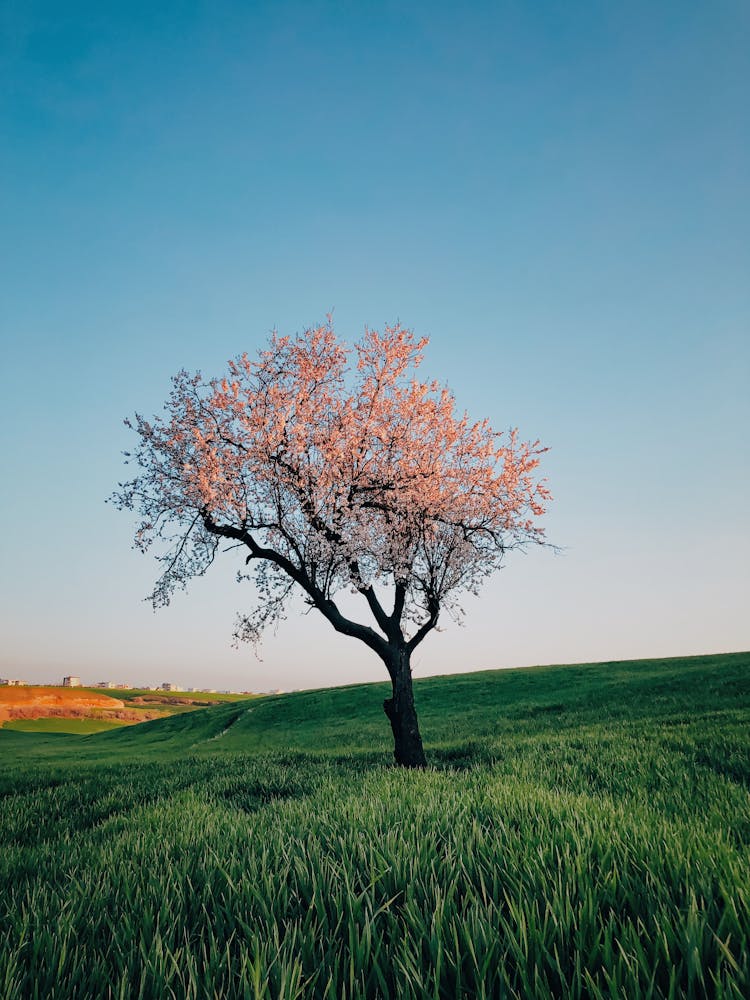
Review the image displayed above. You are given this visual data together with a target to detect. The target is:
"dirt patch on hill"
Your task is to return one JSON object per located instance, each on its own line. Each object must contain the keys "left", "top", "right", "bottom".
{"left": 0, "top": 687, "right": 163, "bottom": 724}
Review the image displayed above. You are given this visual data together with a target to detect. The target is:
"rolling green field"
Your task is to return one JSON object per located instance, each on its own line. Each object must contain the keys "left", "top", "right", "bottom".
{"left": 1, "top": 652, "right": 748, "bottom": 998}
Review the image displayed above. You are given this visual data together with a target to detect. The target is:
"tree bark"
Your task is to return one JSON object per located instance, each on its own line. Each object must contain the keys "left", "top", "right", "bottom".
{"left": 382, "top": 645, "right": 427, "bottom": 768}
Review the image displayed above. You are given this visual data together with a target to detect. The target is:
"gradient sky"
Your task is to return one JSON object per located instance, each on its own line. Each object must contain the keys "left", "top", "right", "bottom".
{"left": 1, "top": 1, "right": 748, "bottom": 692}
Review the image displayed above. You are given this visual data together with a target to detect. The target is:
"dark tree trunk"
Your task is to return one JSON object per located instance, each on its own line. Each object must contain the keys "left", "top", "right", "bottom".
{"left": 383, "top": 645, "right": 427, "bottom": 768}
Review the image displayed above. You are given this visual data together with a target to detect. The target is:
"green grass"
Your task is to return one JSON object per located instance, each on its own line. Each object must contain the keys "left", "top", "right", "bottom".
{"left": 2, "top": 717, "right": 131, "bottom": 734}
{"left": 1, "top": 651, "right": 748, "bottom": 998}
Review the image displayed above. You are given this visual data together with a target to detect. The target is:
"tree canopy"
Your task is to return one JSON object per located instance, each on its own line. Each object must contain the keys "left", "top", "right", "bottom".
{"left": 113, "top": 320, "right": 550, "bottom": 765}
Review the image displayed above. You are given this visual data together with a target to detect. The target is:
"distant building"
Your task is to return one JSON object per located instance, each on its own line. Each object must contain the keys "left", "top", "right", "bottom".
{"left": 96, "top": 681, "right": 115, "bottom": 689}
{"left": 62, "top": 676, "right": 82, "bottom": 687}
{"left": 201, "top": 688, "right": 216, "bottom": 694}
{"left": 161, "top": 682, "right": 179, "bottom": 692}
{"left": 0, "top": 678, "right": 25, "bottom": 686}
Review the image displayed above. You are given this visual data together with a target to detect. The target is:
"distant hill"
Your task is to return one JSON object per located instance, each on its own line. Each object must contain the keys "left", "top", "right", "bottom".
{"left": 0, "top": 686, "right": 126, "bottom": 724}
{"left": 0, "top": 685, "right": 256, "bottom": 732}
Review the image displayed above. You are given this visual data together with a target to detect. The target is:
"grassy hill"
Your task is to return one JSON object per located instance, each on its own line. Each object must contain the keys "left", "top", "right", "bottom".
{"left": 3, "top": 650, "right": 747, "bottom": 763}
{"left": 1, "top": 651, "right": 748, "bottom": 998}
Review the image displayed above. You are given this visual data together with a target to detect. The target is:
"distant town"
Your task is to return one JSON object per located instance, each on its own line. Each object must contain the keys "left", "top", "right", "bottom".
{"left": 0, "top": 677, "right": 285, "bottom": 695}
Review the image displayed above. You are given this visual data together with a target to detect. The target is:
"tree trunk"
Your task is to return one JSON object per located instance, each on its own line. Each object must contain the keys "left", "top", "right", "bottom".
{"left": 383, "top": 645, "right": 427, "bottom": 768}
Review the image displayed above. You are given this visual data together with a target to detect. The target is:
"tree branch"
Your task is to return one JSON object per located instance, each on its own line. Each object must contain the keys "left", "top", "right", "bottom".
{"left": 407, "top": 596, "right": 440, "bottom": 653}
{"left": 392, "top": 579, "right": 406, "bottom": 624}
{"left": 202, "top": 510, "right": 389, "bottom": 658}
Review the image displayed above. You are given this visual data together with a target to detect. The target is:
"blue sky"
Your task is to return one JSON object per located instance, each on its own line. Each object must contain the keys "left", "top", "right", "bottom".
{"left": 1, "top": 1, "right": 748, "bottom": 691}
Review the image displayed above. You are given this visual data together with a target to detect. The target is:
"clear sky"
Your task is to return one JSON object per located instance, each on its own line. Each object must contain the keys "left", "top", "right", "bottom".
{"left": 1, "top": 1, "right": 748, "bottom": 692}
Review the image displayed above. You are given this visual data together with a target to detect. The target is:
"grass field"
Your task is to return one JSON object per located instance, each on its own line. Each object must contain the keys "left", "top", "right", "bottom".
{"left": 2, "top": 717, "right": 131, "bottom": 734}
{"left": 1, "top": 651, "right": 748, "bottom": 998}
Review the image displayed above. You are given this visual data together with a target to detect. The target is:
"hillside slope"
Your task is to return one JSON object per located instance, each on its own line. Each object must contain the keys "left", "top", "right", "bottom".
{"left": 3, "top": 651, "right": 747, "bottom": 764}
{"left": 0, "top": 687, "right": 125, "bottom": 724}
{"left": 214, "top": 650, "right": 749, "bottom": 755}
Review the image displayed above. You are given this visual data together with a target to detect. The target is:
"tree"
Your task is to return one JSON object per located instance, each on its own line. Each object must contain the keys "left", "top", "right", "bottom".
{"left": 112, "top": 320, "right": 550, "bottom": 766}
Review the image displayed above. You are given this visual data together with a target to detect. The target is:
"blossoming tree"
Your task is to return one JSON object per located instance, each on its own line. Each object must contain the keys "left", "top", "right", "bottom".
{"left": 113, "top": 321, "right": 550, "bottom": 767}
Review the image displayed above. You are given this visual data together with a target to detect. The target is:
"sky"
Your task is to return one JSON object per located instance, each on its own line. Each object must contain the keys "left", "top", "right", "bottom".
{"left": 1, "top": 0, "right": 748, "bottom": 692}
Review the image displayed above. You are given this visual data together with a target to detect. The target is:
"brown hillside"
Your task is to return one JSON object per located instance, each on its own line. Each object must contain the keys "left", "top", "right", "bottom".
{"left": 0, "top": 686, "right": 124, "bottom": 724}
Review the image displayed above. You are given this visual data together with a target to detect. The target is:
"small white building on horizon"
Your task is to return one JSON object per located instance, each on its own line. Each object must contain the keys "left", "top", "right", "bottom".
{"left": 62, "top": 676, "right": 82, "bottom": 688}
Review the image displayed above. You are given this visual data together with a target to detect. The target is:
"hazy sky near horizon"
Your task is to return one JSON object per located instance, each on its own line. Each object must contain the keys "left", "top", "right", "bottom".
{"left": 1, "top": 1, "right": 748, "bottom": 692}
